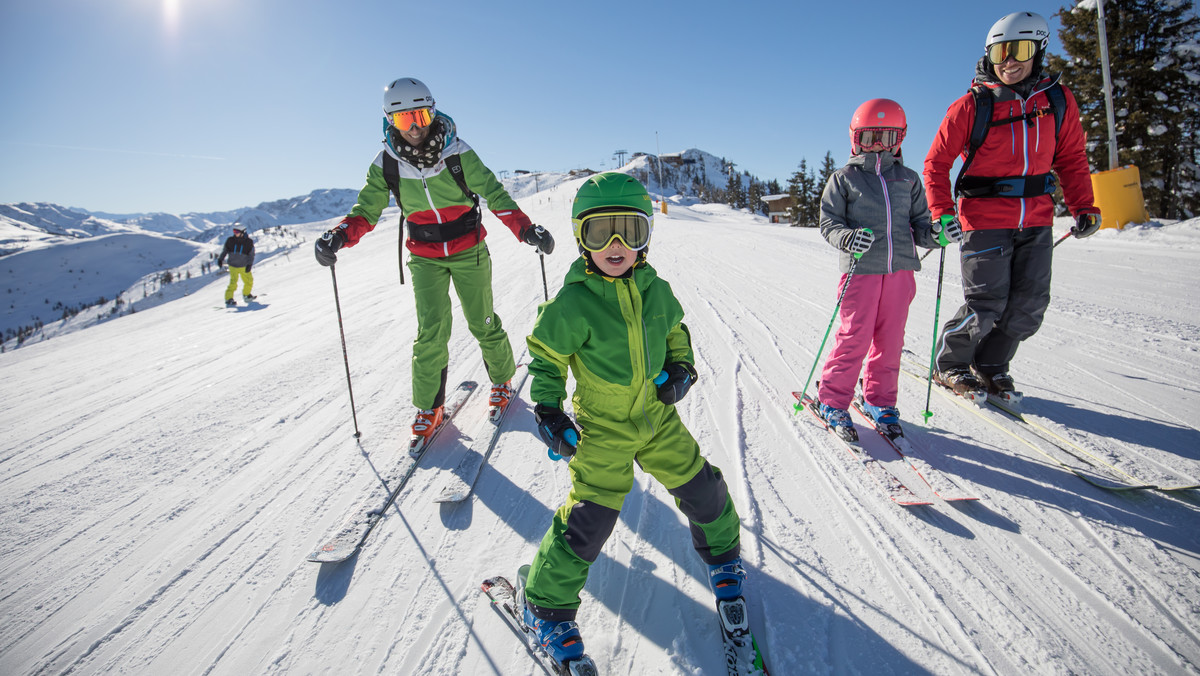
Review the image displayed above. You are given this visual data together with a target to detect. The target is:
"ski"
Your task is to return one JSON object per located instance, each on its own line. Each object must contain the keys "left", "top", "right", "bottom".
{"left": 899, "top": 362, "right": 1157, "bottom": 492}
{"left": 793, "top": 392, "right": 932, "bottom": 506}
{"left": 434, "top": 364, "right": 530, "bottom": 503}
{"left": 849, "top": 396, "right": 979, "bottom": 502}
{"left": 307, "top": 381, "right": 478, "bottom": 563}
{"left": 715, "top": 595, "right": 770, "bottom": 676}
{"left": 480, "top": 569, "right": 599, "bottom": 676}
{"left": 982, "top": 391, "right": 1198, "bottom": 491}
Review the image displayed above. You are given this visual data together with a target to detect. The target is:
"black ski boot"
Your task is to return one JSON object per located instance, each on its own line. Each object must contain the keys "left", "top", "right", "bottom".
{"left": 934, "top": 367, "right": 987, "bottom": 404}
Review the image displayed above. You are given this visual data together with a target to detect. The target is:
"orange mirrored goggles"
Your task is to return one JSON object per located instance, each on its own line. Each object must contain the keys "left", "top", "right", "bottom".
{"left": 391, "top": 107, "right": 433, "bottom": 130}
{"left": 986, "top": 39, "right": 1037, "bottom": 64}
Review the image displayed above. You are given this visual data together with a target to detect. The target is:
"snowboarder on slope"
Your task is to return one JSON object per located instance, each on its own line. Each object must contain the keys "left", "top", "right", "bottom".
{"left": 815, "top": 98, "right": 948, "bottom": 439}
{"left": 313, "top": 77, "right": 554, "bottom": 446}
{"left": 521, "top": 173, "right": 744, "bottom": 665}
{"left": 924, "top": 12, "right": 1100, "bottom": 400}
{"left": 217, "top": 227, "right": 256, "bottom": 306}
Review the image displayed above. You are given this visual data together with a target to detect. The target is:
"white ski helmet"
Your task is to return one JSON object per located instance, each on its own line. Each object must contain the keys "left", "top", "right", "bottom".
{"left": 382, "top": 77, "right": 435, "bottom": 118}
{"left": 985, "top": 12, "right": 1050, "bottom": 52}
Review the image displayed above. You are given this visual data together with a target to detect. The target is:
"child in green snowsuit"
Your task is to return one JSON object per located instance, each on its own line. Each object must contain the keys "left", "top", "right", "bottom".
{"left": 520, "top": 173, "right": 743, "bottom": 664}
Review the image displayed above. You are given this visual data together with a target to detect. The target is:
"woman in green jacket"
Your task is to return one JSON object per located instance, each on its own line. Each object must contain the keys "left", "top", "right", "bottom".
{"left": 519, "top": 173, "right": 743, "bottom": 666}
{"left": 313, "top": 78, "right": 554, "bottom": 448}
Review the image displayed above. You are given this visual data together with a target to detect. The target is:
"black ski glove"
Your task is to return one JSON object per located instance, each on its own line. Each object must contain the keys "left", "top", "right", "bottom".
{"left": 314, "top": 229, "right": 345, "bottom": 266}
{"left": 1072, "top": 213, "right": 1101, "bottom": 239}
{"left": 522, "top": 225, "right": 555, "bottom": 255}
{"left": 655, "top": 362, "right": 697, "bottom": 405}
{"left": 535, "top": 403, "right": 579, "bottom": 459}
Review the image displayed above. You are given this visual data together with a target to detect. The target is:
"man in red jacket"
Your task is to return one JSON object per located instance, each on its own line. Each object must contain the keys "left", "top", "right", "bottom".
{"left": 924, "top": 11, "right": 1101, "bottom": 402}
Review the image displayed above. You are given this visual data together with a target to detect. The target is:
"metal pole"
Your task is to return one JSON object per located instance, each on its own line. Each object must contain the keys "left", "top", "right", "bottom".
{"left": 1097, "top": 0, "right": 1119, "bottom": 170}
{"left": 330, "top": 266, "right": 363, "bottom": 438}
{"left": 922, "top": 247, "right": 948, "bottom": 424}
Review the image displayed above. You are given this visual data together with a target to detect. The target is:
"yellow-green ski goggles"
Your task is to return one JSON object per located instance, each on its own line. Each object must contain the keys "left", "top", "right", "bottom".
{"left": 573, "top": 210, "right": 652, "bottom": 252}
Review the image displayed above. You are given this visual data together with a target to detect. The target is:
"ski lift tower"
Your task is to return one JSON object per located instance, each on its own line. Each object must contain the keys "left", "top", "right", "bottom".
{"left": 613, "top": 150, "right": 628, "bottom": 167}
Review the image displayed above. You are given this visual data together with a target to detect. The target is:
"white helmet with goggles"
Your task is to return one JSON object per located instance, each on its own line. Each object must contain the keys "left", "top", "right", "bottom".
{"left": 984, "top": 12, "right": 1049, "bottom": 66}
{"left": 383, "top": 78, "right": 436, "bottom": 132}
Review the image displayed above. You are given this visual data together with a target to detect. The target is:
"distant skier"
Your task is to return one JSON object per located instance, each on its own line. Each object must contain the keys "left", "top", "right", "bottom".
{"left": 217, "top": 227, "right": 256, "bottom": 307}
{"left": 520, "top": 173, "right": 744, "bottom": 667}
{"left": 924, "top": 11, "right": 1100, "bottom": 402}
{"left": 814, "top": 98, "right": 948, "bottom": 439}
{"left": 312, "top": 77, "right": 554, "bottom": 448}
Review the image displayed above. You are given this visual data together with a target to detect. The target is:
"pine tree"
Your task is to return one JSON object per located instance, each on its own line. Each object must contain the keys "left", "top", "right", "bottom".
{"left": 817, "top": 151, "right": 838, "bottom": 192}
{"left": 1048, "top": 1, "right": 1200, "bottom": 218}
{"left": 787, "top": 159, "right": 820, "bottom": 227}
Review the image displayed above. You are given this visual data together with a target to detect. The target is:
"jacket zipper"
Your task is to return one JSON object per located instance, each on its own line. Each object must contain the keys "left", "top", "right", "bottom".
{"left": 873, "top": 154, "right": 895, "bottom": 273}
{"left": 419, "top": 175, "right": 450, "bottom": 256}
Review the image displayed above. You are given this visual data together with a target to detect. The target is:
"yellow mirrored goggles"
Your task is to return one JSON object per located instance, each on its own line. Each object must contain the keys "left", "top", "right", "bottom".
{"left": 573, "top": 211, "right": 652, "bottom": 252}
{"left": 391, "top": 107, "right": 433, "bottom": 130}
{"left": 986, "top": 39, "right": 1037, "bottom": 65}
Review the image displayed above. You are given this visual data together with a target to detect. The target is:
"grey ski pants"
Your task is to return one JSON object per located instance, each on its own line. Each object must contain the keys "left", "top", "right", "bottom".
{"left": 935, "top": 226, "right": 1053, "bottom": 375}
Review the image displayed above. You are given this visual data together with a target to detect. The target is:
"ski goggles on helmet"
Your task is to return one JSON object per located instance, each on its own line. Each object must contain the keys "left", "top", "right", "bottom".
{"left": 853, "top": 128, "right": 905, "bottom": 149}
{"left": 390, "top": 107, "right": 433, "bottom": 130}
{"left": 986, "top": 39, "right": 1038, "bottom": 64}
{"left": 573, "top": 210, "right": 652, "bottom": 252}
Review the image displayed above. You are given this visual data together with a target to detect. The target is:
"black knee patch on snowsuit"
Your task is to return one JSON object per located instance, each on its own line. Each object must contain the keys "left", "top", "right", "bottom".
{"left": 668, "top": 461, "right": 728, "bottom": 524}
{"left": 668, "top": 461, "right": 738, "bottom": 562}
{"left": 563, "top": 500, "right": 620, "bottom": 563}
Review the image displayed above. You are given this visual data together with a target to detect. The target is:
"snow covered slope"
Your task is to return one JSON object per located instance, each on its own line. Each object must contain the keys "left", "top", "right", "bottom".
{"left": 0, "top": 180, "right": 1197, "bottom": 675}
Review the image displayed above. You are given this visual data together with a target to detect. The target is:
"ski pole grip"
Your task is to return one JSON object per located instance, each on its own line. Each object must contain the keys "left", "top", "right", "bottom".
{"left": 654, "top": 370, "right": 668, "bottom": 386}
{"left": 853, "top": 227, "right": 872, "bottom": 260}
{"left": 547, "top": 428, "right": 579, "bottom": 462}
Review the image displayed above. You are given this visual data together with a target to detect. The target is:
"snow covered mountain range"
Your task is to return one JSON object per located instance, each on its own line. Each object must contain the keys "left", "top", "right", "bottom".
{"left": 0, "top": 149, "right": 762, "bottom": 350}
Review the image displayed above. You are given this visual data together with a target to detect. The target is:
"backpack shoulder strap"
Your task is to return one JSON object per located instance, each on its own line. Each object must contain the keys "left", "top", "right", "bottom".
{"left": 1045, "top": 82, "right": 1066, "bottom": 138}
{"left": 443, "top": 153, "right": 479, "bottom": 208}
{"left": 382, "top": 153, "right": 404, "bottom": 214}
{"left": 954, "top": 86, "right": 994, "bottom": 198}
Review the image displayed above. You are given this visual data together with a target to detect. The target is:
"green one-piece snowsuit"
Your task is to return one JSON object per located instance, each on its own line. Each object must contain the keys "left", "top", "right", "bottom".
{"left": 523, "top": 256, "right": 742, "bottom": 621}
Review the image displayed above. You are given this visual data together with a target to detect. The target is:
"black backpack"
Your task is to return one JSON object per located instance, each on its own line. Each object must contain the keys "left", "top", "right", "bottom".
{"left": 954, "top": 82, "right": 1067, "bottom": 200}
{"left": 382, "top": 152, "right": 481, "bottom": 283}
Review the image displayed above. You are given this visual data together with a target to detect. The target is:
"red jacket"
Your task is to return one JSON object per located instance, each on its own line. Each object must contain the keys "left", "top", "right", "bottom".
{"left": 924, "top": 68, "right": 1098, "bottom": 231}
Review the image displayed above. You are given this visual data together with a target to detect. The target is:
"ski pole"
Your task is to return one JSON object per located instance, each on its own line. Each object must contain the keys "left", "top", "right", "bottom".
{"left": 1052, "top": 230, "right": 1073, "bottom": 248}
{"left": 535, "top": 226, "right": 549, "bottom": 301}
{"left": 794, "top": 229, "right": 870, "bottom": 414}
{"left": 922, "top": 246, "right": 948, "bottom": 424}
{"left": 329, "top": 266, "right": 363, "bottom": 438}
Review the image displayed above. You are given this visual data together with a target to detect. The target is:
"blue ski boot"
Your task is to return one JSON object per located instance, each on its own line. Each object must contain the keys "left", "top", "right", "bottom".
{"left": 858, "top": 401, "right": 900, "bottom": 426}
{"left": 522, "top": 603, "right": 585, "bottom": 665}
{"left": 708, "top": 558, "right": 747, "bottom": 601}
{"left": 817, "top": 402, "right": 859, "bottom": 444}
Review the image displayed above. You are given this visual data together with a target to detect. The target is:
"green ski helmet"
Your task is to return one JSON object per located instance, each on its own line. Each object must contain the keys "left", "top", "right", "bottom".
{"left": 571, "top": 172, "right": 654, "bottom": 255}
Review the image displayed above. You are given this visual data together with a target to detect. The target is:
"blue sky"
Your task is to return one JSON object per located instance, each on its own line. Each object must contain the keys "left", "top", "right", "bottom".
{"left": 0, "top": 1, "right": 1077, "bottom": 215}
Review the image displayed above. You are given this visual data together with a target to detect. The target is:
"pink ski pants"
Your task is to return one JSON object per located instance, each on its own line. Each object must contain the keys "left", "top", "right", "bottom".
{"left": 817, "top": 270, "right": 916, "bottom": 410}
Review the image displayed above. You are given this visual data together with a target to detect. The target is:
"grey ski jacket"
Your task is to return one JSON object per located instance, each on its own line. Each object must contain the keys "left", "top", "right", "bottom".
{"left": 819, "top": 151, "right": 938, "bottom": 275}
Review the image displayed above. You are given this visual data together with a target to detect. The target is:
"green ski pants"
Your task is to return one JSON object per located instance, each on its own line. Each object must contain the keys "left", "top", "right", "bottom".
{"left": 407, "top": 242, "right": 516, "bottom": 409}
{"left": 524, "top": 408, "right": 741, "bottom": 620}
{"left": 224, "top": 267, "right": 253, "bottom": 300}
